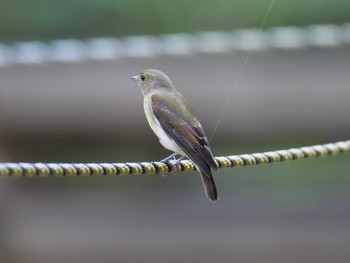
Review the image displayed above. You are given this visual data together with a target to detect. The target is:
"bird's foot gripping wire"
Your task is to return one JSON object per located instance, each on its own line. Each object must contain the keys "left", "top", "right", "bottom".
{"left": 161, "top": 153, "right": 185, "bottom": 175}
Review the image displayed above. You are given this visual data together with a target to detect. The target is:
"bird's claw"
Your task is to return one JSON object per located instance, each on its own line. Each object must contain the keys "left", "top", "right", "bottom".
{"left": 161, "top": 155, "right": 185, "bottom": 175}
{"left": 168, "top": 159, "right": 182, "bottom": 174}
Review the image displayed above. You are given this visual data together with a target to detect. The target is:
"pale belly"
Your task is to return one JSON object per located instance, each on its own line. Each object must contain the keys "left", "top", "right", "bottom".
{"left": 143, "top": 97, "right": 185, "bottom": 155}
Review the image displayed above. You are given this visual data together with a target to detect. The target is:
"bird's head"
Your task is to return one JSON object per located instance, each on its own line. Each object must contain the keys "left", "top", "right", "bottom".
{"left": 131, "top": 69, "right": 173, "bottom": 94}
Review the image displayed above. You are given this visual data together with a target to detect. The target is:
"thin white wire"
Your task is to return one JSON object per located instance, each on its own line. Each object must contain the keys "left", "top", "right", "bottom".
{"left": 209, "top": 0, "right": 275, "bottom": 142}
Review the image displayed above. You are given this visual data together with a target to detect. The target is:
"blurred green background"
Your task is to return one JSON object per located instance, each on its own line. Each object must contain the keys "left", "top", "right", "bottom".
{"left": 1, "top": 0, "right": 350, "bottom": 41}
{"left": 0, "top": 0, "right": 350, "bottom": 262}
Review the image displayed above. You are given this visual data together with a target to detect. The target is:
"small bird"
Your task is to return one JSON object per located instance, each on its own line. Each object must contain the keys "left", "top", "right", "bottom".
{"left": 131, "top": 69, "right": 218, "bottom": 201}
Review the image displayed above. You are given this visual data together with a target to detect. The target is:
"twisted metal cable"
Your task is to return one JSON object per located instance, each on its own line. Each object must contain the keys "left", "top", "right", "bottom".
{"left": 0, "top": 140, "right": 348, "bottom": 177}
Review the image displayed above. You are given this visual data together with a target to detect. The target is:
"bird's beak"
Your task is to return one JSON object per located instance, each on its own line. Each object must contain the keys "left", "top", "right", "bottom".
{"left": 130, "top": 75, "right": 138, "bottom": 81}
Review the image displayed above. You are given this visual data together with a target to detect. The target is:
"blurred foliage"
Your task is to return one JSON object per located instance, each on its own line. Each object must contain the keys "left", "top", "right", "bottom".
{"left": 1, "top": 0, "right": 350, "bottom": 42}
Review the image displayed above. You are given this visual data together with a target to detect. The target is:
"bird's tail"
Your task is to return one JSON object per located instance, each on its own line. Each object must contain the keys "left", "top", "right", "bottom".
{"left": 196, "top": 164, "right": 218, "bottom": 201}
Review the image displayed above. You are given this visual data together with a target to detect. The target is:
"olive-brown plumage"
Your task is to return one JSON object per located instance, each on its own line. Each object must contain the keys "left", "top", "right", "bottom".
{"left": 131, "top": 69, "right": 218, "bottom": 201}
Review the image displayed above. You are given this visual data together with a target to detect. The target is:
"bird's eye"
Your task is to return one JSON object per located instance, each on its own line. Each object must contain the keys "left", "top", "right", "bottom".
{"left": 140, "top": 74, "right": 146, "bottom": 81}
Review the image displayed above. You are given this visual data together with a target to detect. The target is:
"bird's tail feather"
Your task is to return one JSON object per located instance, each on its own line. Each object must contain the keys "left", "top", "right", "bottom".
{"left": 197, "top": 165, "right": 218, "bottom": 201}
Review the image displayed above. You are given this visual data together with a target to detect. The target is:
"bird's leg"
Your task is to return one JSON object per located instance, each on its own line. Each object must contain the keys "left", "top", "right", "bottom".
{"left": 161, "top": 152, "right": 178, "bottom": 162}
{"left": 161, "top": 153, "right": 185, "bottom": 164}
{"left": 174, "top": 156, "right": 185, "bottom": 163}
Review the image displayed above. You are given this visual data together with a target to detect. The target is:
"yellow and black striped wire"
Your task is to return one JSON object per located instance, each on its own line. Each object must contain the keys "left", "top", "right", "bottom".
{"left": 0, "top": 140, "right": 349, "bottom": 177}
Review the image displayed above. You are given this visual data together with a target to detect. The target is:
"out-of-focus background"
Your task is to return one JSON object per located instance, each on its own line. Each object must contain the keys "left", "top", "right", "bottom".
{"left": 0, "top": 0, "right": 350, "bottom": 262}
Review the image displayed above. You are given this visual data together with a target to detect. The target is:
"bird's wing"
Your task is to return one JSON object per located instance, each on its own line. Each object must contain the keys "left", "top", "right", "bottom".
{"left": 151, "top": 93, "right": 217, "bottom": 171}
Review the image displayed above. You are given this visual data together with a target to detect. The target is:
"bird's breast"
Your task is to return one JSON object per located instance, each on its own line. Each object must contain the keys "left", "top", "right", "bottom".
{"left": 143, "top": 96, "right": 184, "bottom": 155}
